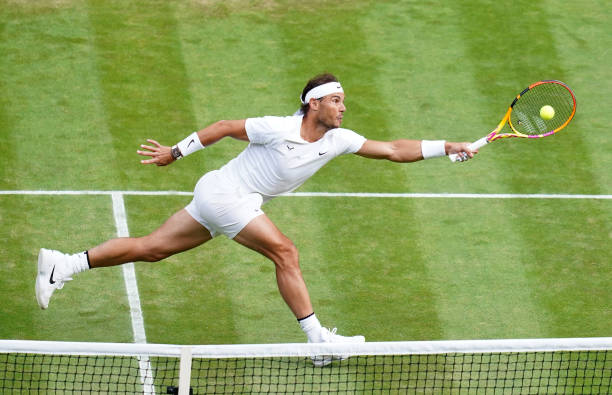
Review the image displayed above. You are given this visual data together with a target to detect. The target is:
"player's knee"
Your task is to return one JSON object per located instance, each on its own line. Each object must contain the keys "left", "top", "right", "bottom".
{"left": 137, "top": 237, "right": 171, "bottom": 262}
{"left": 273, "top": 240, "right": 300, "bottom": 271}
{"left": 144, "top": 249, "right": 170, "bottom": 262}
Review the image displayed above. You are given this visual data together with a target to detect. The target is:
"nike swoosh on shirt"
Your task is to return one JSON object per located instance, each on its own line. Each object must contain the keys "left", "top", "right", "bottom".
{"left": 318, "top": 152, "right": 327, "bottom": 156}
{"left": 49, "top": 266, "right": 56, "bottom": 285}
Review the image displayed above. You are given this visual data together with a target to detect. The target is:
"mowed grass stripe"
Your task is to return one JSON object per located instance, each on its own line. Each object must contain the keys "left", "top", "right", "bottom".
{"left": 546, "top": 3, "right": 612, "bottom": 336}
{"left": 505, "top": 199, "right": 612, "bottom": 337}
{"left": 0, "top": 14, "right": 16, "bottom": 190}
{"left": 454, "top": 1, "right": 610, "bottom": 338}
{"left": 85, "top": 0, "right": 199, "bottom": 191}
{"left": 549, "top": 0, "right": 612, "bottom": 194}
{"left": 365, "top": 2, "right": 543, "bottom": 339}
{"left": 359, "top": 1, "right": 493, "bottom": 339}
{"left": 346, "top": 2, "right": 452, "bottom": 340}
{"left": 359, "top": 1, "right": 494, "bottom": 193}
{"left": 0, "top": 195, "right": 133, "bottom": 342}
{"left": 0, "top": 2, "right": 116, "bottom": 190}
{"left": 0, "top": 83, "right": 15, "bottom": 189}
{"left": 415, "top": 199, "right": 549, "bottom": 339}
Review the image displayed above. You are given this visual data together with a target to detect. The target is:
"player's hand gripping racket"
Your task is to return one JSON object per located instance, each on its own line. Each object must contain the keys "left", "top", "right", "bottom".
{"left": 449, "top": 80, "right": 576, "bottom": 162}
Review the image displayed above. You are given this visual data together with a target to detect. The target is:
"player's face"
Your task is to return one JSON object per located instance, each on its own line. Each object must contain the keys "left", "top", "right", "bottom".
{"left": 317, "top": 93, "right": 346, "bottom": 129}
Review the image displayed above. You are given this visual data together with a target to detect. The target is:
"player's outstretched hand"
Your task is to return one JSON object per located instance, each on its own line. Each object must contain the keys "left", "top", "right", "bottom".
{"left": 137, "top": 139, "right": 174, "bottom": 166}
{"left": 447, "top": 142, "right": 477, "bottom": 162}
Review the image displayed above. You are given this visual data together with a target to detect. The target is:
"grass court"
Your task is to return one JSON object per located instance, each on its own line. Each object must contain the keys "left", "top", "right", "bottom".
{"left": 1, "top": 0, "right": 610, "bottom": 351}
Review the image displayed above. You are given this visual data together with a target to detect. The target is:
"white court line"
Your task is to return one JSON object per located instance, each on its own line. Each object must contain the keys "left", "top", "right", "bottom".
{"left": 289, "top": 192, "right": 612, "bottom": 199}
{"left": 0, "top": 190, "right": 611, "bottom": 199}
{"left": 111, "top": 193, "right": 156, "bottom": 395}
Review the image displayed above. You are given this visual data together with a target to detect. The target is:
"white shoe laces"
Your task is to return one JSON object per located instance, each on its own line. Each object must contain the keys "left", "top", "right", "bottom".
{"left": 54, "top": 277, "right": 72, "bottom": 289}
{"left": 321, "top": 327, "right": 343, "bottom": 341}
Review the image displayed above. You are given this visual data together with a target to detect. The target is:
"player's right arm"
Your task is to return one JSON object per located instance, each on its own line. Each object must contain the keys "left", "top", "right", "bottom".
{"left": 138, "top": 120, "right": 248, "bottom": 166}
{"left": 356, "top": 139, "right": 474, "bottom": 163}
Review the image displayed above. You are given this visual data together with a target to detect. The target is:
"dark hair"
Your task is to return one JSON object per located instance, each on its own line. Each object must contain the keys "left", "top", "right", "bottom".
{"left": 299, "top": 73, "right": 339, "bottom": 115}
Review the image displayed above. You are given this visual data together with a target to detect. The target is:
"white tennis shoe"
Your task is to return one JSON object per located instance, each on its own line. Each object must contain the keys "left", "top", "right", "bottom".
{"left": 310, "top": 327, "right": 365, "bottom": 367}
{"left": 35, "top": 248, "right": 73, "bottom": 309}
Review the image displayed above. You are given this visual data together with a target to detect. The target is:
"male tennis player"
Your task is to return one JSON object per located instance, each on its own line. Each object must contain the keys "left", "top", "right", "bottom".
{"left": 36, "top": 73, "right": 475, "bottom": 364}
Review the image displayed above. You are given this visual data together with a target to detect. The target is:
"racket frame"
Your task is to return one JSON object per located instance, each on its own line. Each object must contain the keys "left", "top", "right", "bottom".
{"left": 449, "top": 80, "right": 576, "bottom": 162}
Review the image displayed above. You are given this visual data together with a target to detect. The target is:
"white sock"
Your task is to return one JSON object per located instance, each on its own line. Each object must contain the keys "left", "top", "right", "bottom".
{"left": 61, "top": 251, "right": 90, "bottom": 278}
{"left": 298, "top": 313, "right": 323, "bottom": 342}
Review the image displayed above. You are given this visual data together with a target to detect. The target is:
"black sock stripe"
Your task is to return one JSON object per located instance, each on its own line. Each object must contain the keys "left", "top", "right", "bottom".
{"left": 297, "top": 312, "right": 315, "bottom": 322}
{"left": 84, "top": 250, "right": 92, "bottom": 269}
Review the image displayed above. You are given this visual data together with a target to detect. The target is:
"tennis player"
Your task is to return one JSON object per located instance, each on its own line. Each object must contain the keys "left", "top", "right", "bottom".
{"left": 36, "top": 73, "right": 475, "bottom": 358}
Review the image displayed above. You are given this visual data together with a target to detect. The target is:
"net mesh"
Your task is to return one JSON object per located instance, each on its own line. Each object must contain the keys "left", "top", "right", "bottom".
{"left": 1, "top": 340, "right": 611, "bottom": 394}
{"left": 510, "top": 81, "right": 575, "bottom": 136}
{"left": 190, "top": 352, "right": 611, "bottom": 394}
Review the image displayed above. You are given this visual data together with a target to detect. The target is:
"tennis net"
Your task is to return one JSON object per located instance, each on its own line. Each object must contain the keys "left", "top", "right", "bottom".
{"left": 1, "top": 337, "right": 611, "bottom": 394}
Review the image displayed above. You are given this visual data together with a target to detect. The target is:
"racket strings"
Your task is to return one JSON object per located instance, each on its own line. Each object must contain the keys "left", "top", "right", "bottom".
{"left": 510, "top": 82, "right": 575, "bottom": 136}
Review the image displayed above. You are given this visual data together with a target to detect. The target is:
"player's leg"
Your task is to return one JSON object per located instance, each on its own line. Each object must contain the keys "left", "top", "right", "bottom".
{"left": 232, "top": 213, "right": 313, "bottom": 319}
{"left": 36, "top": 209, "right": 212, "bottom": 309}
{"left": 87, "top": 209, "right": 212, "bottom": 267}
{"left": 232, "top": 214, "right": 364, "bottom": 362}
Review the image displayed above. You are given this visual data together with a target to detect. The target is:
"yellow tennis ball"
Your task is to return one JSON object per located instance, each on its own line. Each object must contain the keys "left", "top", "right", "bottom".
{"left": 540, "top": 105, "right": 555, "bottom": 120}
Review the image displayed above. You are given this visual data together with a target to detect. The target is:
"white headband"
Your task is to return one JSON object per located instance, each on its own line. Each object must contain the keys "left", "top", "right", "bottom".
{"left": 300, "top": 81, "right": 344, "bottom": 104}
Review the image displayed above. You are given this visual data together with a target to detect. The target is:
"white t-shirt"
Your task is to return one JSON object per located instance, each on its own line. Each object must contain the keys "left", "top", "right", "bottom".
{"left": 216, "top": 115, "right": 366, "bottom": 201}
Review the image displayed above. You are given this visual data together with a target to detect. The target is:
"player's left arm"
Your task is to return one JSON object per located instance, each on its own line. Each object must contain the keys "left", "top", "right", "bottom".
{"left": 355, "top": 139, "right": 475, "bottom": 162}
{"left": 138, "top": 120, "right": 248, "bottom": 166}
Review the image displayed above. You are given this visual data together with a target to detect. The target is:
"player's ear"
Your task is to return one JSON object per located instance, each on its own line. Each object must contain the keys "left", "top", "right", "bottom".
{"left": 308, "top": 98, "right": 320, "bottom": 112}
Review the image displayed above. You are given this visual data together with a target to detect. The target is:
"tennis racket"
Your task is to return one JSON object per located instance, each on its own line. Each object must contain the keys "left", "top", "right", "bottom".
{"left": 449, "top": 80, "right": 576, "bottom": 162}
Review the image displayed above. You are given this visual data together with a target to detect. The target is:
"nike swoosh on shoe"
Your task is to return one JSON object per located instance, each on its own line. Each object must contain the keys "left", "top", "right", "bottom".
{"left": 49, "top": 265, "right": 56, "bottom": 285}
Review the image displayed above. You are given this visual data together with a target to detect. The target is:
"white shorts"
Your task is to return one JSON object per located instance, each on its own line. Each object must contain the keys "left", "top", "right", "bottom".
{"left": 185, "top": 170, "right": 264, "bottom": 239}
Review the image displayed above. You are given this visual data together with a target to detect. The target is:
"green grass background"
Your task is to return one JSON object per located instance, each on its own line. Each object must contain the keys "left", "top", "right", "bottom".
{"left": 1, "top": 0, "right": 610, "bottom": 346}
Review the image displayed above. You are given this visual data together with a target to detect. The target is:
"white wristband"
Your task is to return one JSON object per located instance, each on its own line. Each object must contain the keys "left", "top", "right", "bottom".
{"left": 421, "top": 140, "right": 446, "bottom": 159}
{"left": 176, "top": 132, "right": 205, "bottom": 158}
